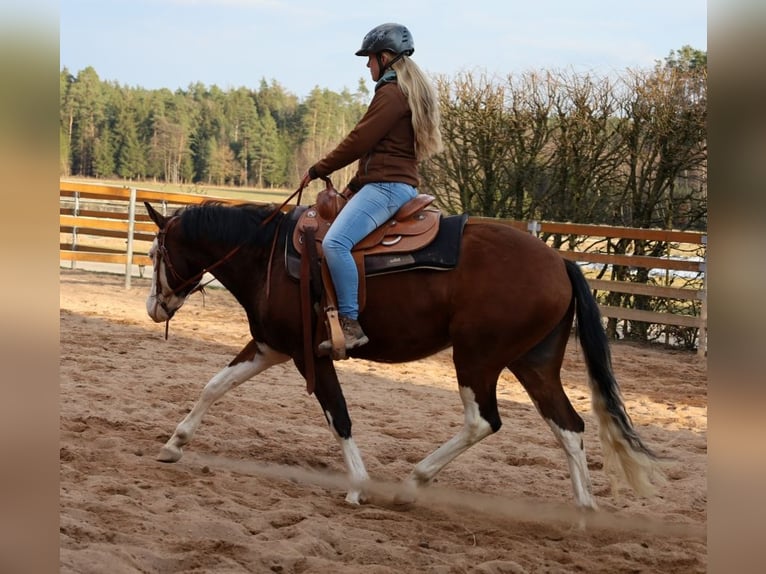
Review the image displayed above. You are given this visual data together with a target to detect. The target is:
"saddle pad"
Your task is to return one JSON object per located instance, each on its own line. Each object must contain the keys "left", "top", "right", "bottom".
{"left": 284, "top": 209, "right": 469, "bottom": 280}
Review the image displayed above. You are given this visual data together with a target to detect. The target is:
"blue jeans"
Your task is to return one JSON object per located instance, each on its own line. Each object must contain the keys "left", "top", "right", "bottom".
{"left": 322, "top": 181, "right": 418, "bottom": 319}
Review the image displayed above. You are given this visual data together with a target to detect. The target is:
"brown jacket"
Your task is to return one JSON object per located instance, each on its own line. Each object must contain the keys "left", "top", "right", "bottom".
{"left": 309, "top": 81, "right": 418, "bottom": 191}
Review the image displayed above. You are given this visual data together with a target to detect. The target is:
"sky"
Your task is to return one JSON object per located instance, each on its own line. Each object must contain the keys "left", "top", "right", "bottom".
{"left": 59, "top": 0, "right": 707, "bottom": 99}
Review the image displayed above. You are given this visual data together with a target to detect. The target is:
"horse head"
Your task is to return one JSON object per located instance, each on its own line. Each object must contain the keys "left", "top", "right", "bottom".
{"left": 143, "top": 200, "right": 284, "bottom": 325}
{"left": 144, "top": 202, "right": 204, "bottom": 324}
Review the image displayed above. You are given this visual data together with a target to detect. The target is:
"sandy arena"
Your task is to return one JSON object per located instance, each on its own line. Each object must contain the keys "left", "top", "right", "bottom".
{"left": 60, "top": 268, "right": 707, "bottom": 573}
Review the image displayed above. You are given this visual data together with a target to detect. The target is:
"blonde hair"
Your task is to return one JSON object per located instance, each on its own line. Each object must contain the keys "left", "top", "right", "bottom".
{"left": 391, "top": 56, "right": 443, "bottom": 160}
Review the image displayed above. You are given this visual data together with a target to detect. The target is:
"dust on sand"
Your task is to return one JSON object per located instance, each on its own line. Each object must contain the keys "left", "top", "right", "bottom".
{"left": 60, "top": 269, "right": 707, "bottom": 573}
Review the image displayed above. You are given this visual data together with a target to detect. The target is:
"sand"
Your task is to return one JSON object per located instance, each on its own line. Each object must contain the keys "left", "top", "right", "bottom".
{"left": 60, "top": 268, "right": 707, "bottom": 573}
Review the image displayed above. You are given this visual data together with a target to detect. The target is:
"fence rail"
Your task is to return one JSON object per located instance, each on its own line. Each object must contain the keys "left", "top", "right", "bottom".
{"left": 60, "top": 181, "right": 707, "bottom": 355}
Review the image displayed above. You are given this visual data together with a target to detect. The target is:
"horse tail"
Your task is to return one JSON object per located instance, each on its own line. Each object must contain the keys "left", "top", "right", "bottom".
{"left": 564, "top": 259, "right": 665, "bottom": 497}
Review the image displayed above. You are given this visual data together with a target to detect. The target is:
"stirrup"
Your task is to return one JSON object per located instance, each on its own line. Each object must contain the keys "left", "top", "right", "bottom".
{"left": 318, "top": 308, "right": 347, "bottom": 360}
{"left": 317, "top": 313, "right": 368, "bottom": 360}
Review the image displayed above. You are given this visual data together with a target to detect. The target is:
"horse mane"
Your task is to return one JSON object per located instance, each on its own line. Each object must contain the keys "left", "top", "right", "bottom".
{"left": 177, "top": 201, "right": 284, "bottom": 247}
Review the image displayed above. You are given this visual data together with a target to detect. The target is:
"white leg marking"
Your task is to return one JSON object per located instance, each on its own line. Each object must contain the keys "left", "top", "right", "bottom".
{"left": 545, "top": 419, "right": 597, "bottom": 510}
{"left": 407, "top": 386, "right": 493, "bottom": 491}
{"left": 324, "top": 411, "right": 369, "bottom": 505}
{"left": 157, "top": 343, "right": 290, "bottom": 462}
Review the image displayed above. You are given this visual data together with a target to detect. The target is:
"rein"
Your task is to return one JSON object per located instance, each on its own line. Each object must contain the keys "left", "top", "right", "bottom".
{"left": 262, "top": 182, "right": 307, "bottom": 227}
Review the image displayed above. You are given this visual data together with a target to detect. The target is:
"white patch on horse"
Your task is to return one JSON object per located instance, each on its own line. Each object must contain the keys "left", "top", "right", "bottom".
{"left": 545, "top": 418, "right": 597, "bottom": 510}
{"left": 323, "top": 411, "right": 369, "bottom": 505}
{"left": 145, "top": 237, "right": 186, "bottom": 322}
{"left": 407, "top": 386, "right": 494, "bottom": 489}
{"left": 157, "top": 343, "right": 289, "bottom": 463}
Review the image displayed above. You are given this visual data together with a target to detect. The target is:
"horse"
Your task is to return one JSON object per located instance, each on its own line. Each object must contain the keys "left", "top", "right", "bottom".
{"left": 143, "top": 199, "right": 663, "bottom": 509}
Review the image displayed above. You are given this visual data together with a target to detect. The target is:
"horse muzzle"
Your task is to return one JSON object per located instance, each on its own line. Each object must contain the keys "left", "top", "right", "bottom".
{"left": 146, "top": 294, "right": 181, "bottom": 323}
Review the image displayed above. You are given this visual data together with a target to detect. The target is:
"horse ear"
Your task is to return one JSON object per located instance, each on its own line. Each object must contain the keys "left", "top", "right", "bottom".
{"left": 144, "top": 202, "right": 167, "bottom": 229}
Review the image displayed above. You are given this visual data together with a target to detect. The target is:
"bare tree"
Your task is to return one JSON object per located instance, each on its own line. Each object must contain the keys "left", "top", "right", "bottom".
{"left": 542, "top": 72, "right": 625, "bottom": 232}
{"left": 422, "top": 72, "right": 518, "bottom": 216}
{"left": 613, "top": 64, "right": 707, "bottom": 231}
{"left": 602, "top": 54, "right": 707, "bottom": 341}
{"left": 502, "top": 71, "right": 557, "bottom": 220}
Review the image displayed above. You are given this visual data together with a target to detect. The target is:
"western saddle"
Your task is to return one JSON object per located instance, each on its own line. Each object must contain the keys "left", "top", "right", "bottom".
{"left": 293, "top": 182, "right": 441, "bottom": 366}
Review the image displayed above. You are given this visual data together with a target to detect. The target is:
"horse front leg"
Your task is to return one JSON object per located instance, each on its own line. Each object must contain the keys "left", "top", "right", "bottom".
{"left": 302, "top": 359, "right": 369, "bottom": 505}
{"left": 158, "top": 341, "right": 290, "bottom": 462}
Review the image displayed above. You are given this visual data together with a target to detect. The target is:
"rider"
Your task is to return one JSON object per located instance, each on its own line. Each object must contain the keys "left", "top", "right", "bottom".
{"left": 300, "top": 22, "right": 443, "bottom": 354}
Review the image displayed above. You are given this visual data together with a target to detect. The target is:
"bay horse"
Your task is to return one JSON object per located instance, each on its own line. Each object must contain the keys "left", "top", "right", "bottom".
{"left": 144, "top": 200, "right": 662, "bottom": 509}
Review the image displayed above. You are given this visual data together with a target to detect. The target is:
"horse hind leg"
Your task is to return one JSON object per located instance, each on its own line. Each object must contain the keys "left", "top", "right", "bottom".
{"left": 157, "top": 340, "right": 290, "bottom": 462}
{"left": 509, "top": 316, "right": 598, "bottom": 510}
{"left": 400, "top": 361, "right": 501, "bottom": 502}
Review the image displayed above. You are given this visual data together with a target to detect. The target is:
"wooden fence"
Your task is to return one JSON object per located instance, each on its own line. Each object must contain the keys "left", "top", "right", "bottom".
{"left": 60, "top": 181, "right": 707, "bottom": 355}
{"left": 60, "top": 181, "right": 244, "bottom": 278}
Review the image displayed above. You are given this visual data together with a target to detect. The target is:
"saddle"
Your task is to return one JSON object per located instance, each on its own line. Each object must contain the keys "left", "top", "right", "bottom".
{"left": 292, "top": 187, "right": 441, "bottom": 369}
{"left": 292, "top": 193, "right": 440, "bottom": 259}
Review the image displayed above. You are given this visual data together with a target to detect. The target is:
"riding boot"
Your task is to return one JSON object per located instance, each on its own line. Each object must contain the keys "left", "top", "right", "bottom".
{"left": 318, "top": 316, "right": 369, "bottom": 354}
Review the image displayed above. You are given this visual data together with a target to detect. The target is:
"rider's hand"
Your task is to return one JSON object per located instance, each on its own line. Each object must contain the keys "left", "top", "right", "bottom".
{"left": 299, "top": 171, "right": 313, "bottom": 189}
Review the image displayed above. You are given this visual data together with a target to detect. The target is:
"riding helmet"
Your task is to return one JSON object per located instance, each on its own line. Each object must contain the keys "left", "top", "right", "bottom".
{"left": 355, "top": 23, "right": 414, "bottom": 57}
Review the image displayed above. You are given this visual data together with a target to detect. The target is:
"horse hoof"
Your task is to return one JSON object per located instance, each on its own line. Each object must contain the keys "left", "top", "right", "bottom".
{"left": 393, "top": 482, "right": 419, "bottom": 506}
{"left": 157, "top": 445, "right": 182, "bottom": 463}
{"left": 345, "top": 491, "right": 364, "bottom": 505}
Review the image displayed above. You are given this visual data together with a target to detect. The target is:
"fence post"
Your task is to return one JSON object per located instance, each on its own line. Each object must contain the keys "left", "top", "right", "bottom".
{"left": 527, "top": 220, "right": 541, "bottom": 237}
{"left": 125, "top": 187, "right": 137, "bottom": 289}
{"left": 697, "top": 235, "right": 707, "bottom": 357}
{"left": 70, "top": 192, "right": 80, "bottom": 270}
